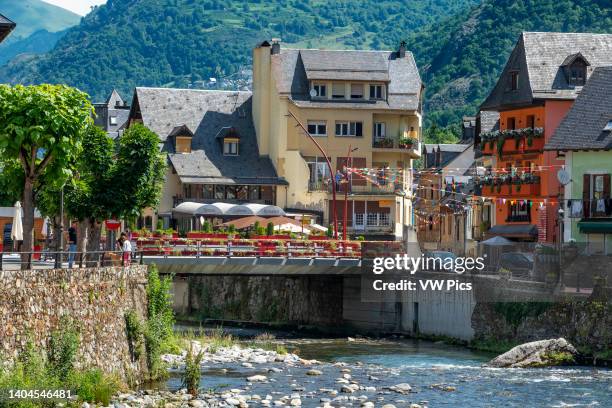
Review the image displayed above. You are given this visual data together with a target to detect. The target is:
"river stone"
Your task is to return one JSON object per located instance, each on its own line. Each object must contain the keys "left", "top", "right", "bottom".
{"left": 290, "top": 398, "right": 301, "bottom": 406}
{"left": 226, "top": 398, "right": 241, "bottom": 406}
{"left": 247, "top": 375, "right": 268, "bottom": 382}
{"left": 362, "top": 402, "right": 375, "bottom": 408}
{"left": 307, "top": 369, "right": 323, "bottom": 375}
{"left": 189, "top": 400, "right": 204, "bottom": 408}
{"left": 487, "top": 338, "right": 577, "bottom": 368}
{"left": 391, "top": 383, "right": 412, "bottom": 394}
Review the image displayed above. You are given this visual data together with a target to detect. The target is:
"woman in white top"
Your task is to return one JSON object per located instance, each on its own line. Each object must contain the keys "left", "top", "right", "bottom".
{"left": 120, "top": 232, "right": 132, "bottom": 266}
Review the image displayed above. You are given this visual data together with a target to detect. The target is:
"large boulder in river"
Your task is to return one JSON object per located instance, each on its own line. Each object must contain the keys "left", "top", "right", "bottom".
{"left": 487, "top": 338, "right": 577, "bottom": 368}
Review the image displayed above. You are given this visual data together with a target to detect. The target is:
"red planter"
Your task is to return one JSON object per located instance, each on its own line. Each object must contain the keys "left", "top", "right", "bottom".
{"left": 187, "top": 232, "right": 228, "bottom": 239}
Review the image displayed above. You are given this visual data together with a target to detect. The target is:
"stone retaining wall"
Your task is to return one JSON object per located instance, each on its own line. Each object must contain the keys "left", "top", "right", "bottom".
{"left": 0, "top": 265, "right": 149, "bottom": 376}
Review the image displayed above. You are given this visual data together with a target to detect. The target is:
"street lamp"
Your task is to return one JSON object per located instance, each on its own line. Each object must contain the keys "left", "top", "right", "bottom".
{"left": 287, "top": 110, "right": 339, "bottom": 239}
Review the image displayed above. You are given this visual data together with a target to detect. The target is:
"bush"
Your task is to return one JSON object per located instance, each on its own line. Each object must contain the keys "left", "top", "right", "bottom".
{"left": 266, "top": 222, "right": 274, "bottom": 236}
{"left": 202, "top": 221, "right": 212, "bottom": 233}
{"left": 145, "top": 264, "right": 175, "bottom": 380}
{"left": 125, "top": 310, "right": 145, "bottom": 362}
{"left": 228, "top": 224, "right": 236, "bottom": 234}
{"left": 70, "top": 369, "right": 121, "bottom": 406}
{"left": 47, "top": 318, "right": 80, "bottom": 381}
{"left": 182, "top": 343, "right": 204, "bottom": 396}
{"left": 156, "top": 219, "right": 163, "bottom": 230}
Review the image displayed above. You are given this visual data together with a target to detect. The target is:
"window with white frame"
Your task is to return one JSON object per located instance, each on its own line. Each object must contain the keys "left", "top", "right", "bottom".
{"left": 369, "top": 84, "right": 383, "bottom": 99}
{"left": 350, "top": 83, "right": 364, "bottom": 99}
{"left": 354, "top": 213, "right": 364, "bottom": 227}
{"left": 223, "top": 141, "right": 239, "bottom": 155}
{"left": 366, "top": 213, "right": 378, "bottom": 226}
{"left": 307, "top": 121, "right": 327, "bottom": 136}
{"left": 313, "top": 83, "right": 326, "bottom": 97}
{"left": 332, "top": 82, "right": 345, "bottom": 99}
{"left": 335, "top": 121, "right": 363, "bottom": 137}
{"left": 379, "top": 213, "right": 390, "bottom": 226}
{"left": 110, "top": 116, "right": 118, "bottom": 125}
{"left": 374, "top": 122, "right": 386, "bottom": 140}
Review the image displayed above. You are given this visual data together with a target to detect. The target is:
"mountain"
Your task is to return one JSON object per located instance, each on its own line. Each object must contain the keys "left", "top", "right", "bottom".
{"left": 406, "top": 0, "right": 612, "bottom": 126}
{"left": 0, "top": 0, "right": 476, "bottom": 102}
{"left": 0, "top": 0, "right": 81, "bottom": 65}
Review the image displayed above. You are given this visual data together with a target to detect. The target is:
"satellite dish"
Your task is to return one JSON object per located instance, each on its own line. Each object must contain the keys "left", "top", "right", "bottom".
{"left": 309, "top": 89, "right": 317, "bottom": 98}
{"left": 557, "top": 169, "right": 571, "bottom": 186}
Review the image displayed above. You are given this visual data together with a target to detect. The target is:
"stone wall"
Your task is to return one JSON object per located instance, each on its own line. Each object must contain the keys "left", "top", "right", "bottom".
{"left": 472, "top": 300, "right": 612, "bottom": 357}
{"left": 173, "top": 275, "right": 343, "bottom": 326}
{"left": 0, "top": 265, "right": 149, "bottom": 376}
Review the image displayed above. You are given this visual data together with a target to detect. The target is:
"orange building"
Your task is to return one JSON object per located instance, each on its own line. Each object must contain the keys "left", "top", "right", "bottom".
{"left": 478, "top": 32, "right": 612, "bottom": 242}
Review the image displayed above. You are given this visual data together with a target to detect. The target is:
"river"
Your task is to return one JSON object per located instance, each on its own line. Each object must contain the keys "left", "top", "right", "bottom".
{"left": 165, "top": 328, "right": 612, "bottom": 407}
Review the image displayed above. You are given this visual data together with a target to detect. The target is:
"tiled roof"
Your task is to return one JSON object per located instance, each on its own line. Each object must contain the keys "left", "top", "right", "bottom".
{"left": 481, "top": 32, "right": 612, "bottom": 110}
{"left": 422, "top": 143, "right": 472, "bottom": 169}
{"left": 545, "top": 67, "right": 612, "bottom": 151}
{"left": 523, "top": 32, "right": 612, "bottom": 99}
{"left": 270, "top": 47, "right": 422, "bottom": 111}
{"left": 133, "top": 88, "right": 285, "bottom": 185}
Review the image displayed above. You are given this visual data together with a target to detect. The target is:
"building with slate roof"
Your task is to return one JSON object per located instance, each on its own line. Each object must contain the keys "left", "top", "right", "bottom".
{"left": 544, "top": 67, "right": 612, "bottom": 251}
{"left": 252, "top": 40, "right": 423, "bottom": 239}
{"left": 94, "top": 90, "right": 131, "bottom": 139}
{"left": 0, "top": 13, "right": 15, "bottom": 44}
{"left": 127, "top": 87, "right": 287, "bottom": 231}
{"left": 415, "top": 143, "right": 475, "bottom": 254}
{"left": 478, "top": 32, "right": 612, "bottom": 243}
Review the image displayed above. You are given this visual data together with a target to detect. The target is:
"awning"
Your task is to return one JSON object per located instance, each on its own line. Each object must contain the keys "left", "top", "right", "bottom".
{"left": 578, "top": 221, "right": 612, "bottom": 234}
{"left": 487, "top": 224, "right": 538, "bottom": 239}
{"left": 172, "top": 202, "right": 286, "bottom": 217}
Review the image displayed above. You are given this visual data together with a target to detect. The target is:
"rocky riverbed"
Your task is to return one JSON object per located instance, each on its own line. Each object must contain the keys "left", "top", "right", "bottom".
{"left": 108, "top": 340, "right": 429, "bottom": 408}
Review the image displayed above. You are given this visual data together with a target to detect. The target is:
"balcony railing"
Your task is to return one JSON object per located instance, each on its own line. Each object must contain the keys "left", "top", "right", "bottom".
{"left": 478, "top": 174, "right": 541, "bottom": 197}
{"left": 308, "top": 181, "right": 403, "bottom": 195}
{"left": 372, "top": 136, "right": 419, "bottom": 150}
{"left": 480, "top": 127, "right": 545, "bottom": 157}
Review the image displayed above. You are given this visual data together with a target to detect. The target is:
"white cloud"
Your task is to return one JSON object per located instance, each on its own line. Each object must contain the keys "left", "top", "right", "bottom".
{"left": 41, "top": 0, "right": 108, "bottom": 16}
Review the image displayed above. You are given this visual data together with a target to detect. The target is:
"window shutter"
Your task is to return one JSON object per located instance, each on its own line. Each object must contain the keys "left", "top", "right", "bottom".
{"left": 583, "top": 174, "right": 591, "bottom": 218}
{"left": 352, "top": 157, "right": 367, "bottom": 186}
{"left": 355, "top": 122, "right": 363, "bottom": 137}
{"left": 604, "top": 174, "right": 611, "bottom": 198}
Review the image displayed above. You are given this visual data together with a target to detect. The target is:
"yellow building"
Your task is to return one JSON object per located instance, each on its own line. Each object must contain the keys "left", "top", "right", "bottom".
{"left": 252, "top": 40, "right": 423, "bottom": 239}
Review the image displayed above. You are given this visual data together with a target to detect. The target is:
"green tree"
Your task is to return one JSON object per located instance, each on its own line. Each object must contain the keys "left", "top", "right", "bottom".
{"left": 266, "top": 222, "right": 274, "bottom": 236}
{"left": 0, "top": 84, "right": 93, "bottom": 268}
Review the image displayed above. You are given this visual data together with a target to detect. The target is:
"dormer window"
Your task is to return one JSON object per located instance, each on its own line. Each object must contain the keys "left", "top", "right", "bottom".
{"left": 562, "top": 53, "right": 590, "bottom": 86}
{"left": 169, "top": 124, "right": 194, "bottom": 154}
{"left": 224, "top": 140, "right": 239, "bottom": 156}
{"left": 313, "top": 83, "right": 326, "bottom": 98}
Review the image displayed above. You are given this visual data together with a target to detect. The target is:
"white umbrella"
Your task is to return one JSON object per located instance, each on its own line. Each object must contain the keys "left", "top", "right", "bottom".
{"left": 274, "top": 223, "right": 311, "bottom": 234}
{"left": 11, "top": 201, "right": 23, "bottom": 241}
{"left": 308, "top": 223, "right": 328, "bottom": 233}
{"left": 41, "top": 217, "right": 49, "bottom": 237}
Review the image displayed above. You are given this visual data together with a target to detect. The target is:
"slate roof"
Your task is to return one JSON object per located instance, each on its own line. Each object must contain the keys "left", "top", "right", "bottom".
{"left": 93, "top": 90, "right": 130, "bottom": 139}
{"left": 422, "top": 144, "right": 471, "bottom": 169}
{"left": 545, "top": 67, "right": 612, "bottom": 151}
{"left": 269, "top": 47, "right": 422, "bottom": 111}
{"left": 481, "top": 32, "right": 612, "bottom": 110}
{"left": 132, "top": 88, "right": 285, "bottom": 185}
{"left": 0, "top": 13, "right": 15, "bottom": 43}
{"left": 479, "top": 111, "right": 500, "bottom": 133}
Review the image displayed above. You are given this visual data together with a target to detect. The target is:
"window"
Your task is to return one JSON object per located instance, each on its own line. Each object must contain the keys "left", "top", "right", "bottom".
{"left": 332, "top": 83, "right": 345, "bottom": 99}
{"left": 305, "top": 156, "right": 331, "bottom": 184}
{"left": 526, "top": 115, "right": 535, "bottom": 129}
{"left": 203, "top": 185, "right": 214, "bottom": 199}
{"left": 355, "top": 213, "right": 364, "bottom": 227}
{"left": 236, "top": 185, "right": 248, "bottom": 200}
{"left": 350, "top": 83, "right": 364, "bottom": 99}
{"left": 569, "top": 64, "right": 586, "bottom": 86}
{"left": 215, "top": 185, "right": 225, "bottom": 199}
{"left": 224, "top": 141, "right": 238, "bottom": 155}
{"left": 374, "top": 122, "right": 386, "bottom": 140}
{"left": 249, "top": 186, "right": 261, "bottom": 201}
{"left": 366, "top": 213, "right": 378, "bottom": 226}
{"left": 510, "top": 71, "right": 519, "bottom": 91}
{"left": 313, "top": 83, "right": 326, "bottom": 97}
{"left": 109, "top": 116, "right": 118, "bottom": 125}
{"left": 507, "top": 200, "right": 531, "bottom": 222}
{"left": 307, "top": 121, "right": 327, "bottom": 136}
{"left": 379, "top": 213, "right": 390, "bottom": 226}
{"left": 226, "top": 185, "right": 237, "bottom": 200}
{"left": 507, "top": 117, "right": 516, "bottom": 130}
{"left": 335, "top": 121, "right": 363, "bottom": 137}
{"left": 369, "top": 84, "right": 383, "bottom": 99}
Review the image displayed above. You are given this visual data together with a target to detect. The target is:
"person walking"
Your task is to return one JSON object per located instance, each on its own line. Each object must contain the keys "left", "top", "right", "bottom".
{"left": 121, "top": 232, "right": 132, "bottom": 266}
{"left": 67, "top": 221, "right": 77, "bottom": 268}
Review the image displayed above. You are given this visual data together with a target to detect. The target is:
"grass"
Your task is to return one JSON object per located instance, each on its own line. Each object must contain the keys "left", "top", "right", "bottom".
{"left": 173, "top": 328, "right": 290, "bottom": 356}
{"left": 469, "top": 338, "right": 520, "bottom": 354}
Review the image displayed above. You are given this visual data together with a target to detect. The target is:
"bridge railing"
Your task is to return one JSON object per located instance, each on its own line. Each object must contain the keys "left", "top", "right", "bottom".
{"left": 0, "top": 250, "right": 142, "bottom": 270}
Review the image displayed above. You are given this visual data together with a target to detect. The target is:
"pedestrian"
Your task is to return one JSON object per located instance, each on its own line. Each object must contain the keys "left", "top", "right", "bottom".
{"left": 66, "top": 221, "right": 77, "bottom": 268}
{"left": 335, "top": 170, "right": 343, "bottom": 191}
{"left": 121, "top": 232, "right": 132, "bottom": 266}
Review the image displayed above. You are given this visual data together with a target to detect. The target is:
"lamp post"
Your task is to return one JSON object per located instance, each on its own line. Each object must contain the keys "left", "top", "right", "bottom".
{"left": 342, "top": 146, "right": 358, "bottom": 240}
{"left": 287, "top": 110, "right": 338, "bottom": 239}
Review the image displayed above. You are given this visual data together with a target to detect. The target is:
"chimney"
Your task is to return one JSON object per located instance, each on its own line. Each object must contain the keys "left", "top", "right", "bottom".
{"left": 271, "top": 38, "right": 281, "bottom": 55}
{"left": 398, "top": 41, "right": 406, "bottom": 58}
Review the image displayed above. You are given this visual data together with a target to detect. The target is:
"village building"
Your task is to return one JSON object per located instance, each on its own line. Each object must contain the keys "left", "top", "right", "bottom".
{"left": 252, "top": 40, "right": 423, "bottom": 239}
{"left": 478, "top": 32, "right": 612, "bottom": 243}
{"left": 0, "top": 13, "right": 15, "bottom": 44}
{"left": 545, "top": 66, "right": 612, "bottom": 254}
{"left": 93, "top": 90, "right": 131, "bottom": 139}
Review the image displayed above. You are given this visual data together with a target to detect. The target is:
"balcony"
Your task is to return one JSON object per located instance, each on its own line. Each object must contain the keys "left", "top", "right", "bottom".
{"left": 479, "top": 174, "right": 541, "bottom": 198}
{"left": 372, "top": 136, "right": 420, "bottom": 158}
{"left": 481, "top": 127, "right": 545, "bottom": 157}
{"left": 308, "top": 181, "right": 403, "bottom": 196}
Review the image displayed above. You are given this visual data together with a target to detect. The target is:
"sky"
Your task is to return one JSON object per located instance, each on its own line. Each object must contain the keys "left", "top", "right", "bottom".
{"left": 42, "top": 0, "right": 107, "bottom": 16}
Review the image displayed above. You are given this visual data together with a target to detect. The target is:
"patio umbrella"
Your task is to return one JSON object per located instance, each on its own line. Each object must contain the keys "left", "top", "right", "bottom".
{"left": 481, "top": 236, "right": 513, "bottom": 246}
{"left": 11, "top": 201, "right": 23, "bottom": 241}
{"left": 308, "top": 223, "right": 328, "bottom": 233}
{"left": 274, "top": 223, "right": 311, "bottom": 234}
